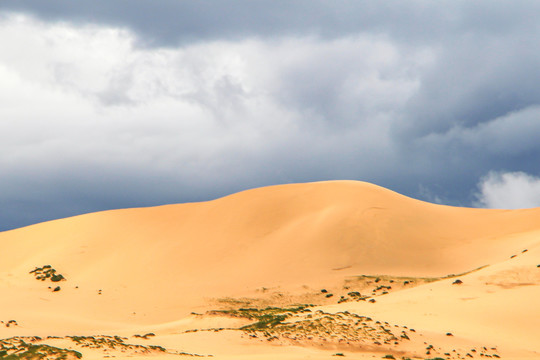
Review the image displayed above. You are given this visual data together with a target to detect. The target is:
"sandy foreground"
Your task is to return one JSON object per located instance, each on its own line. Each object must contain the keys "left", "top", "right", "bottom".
{"left": 1, "top": 180, "right": 539, "bottom": 359}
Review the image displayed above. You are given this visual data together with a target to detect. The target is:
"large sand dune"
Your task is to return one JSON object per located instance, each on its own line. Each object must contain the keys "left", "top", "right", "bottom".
{"left": 1, "top": 181, "right": 539, "bottom": 359}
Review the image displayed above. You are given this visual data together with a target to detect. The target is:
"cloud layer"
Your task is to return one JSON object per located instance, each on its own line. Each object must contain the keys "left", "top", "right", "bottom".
{"left": 1, "top": 3, "right": 540, "bottom": 230}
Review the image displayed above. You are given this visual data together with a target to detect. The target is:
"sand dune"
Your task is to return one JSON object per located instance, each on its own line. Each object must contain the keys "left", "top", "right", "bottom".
{"left": 1, "top": 180, "right": 539, "bottom": 359}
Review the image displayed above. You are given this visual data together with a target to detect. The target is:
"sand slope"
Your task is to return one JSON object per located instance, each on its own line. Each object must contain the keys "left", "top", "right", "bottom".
{"left": 1, "top": 180, "right": 539, "bottom": 359}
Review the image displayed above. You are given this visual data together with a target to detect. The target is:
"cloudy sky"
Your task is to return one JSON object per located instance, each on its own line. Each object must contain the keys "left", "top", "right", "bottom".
{"left": 2, "top": 1, "right": 540, "bottom": 231}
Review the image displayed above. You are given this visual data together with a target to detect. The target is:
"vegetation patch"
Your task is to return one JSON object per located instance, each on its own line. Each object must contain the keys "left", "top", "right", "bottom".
{"left": 200, "top": 265, "right": 500, "bottom": 358}
{"left": 337, "top": 266, "right": 489, "bottom": 303}
{"left": 68, "top": 335, "right": 165, "bottom": 353}
{"left": 209, "top": 305, "right": 311, "bottom": 330}
{"left": 203, "top": 300, "right": 502, "bottom": 359}
{"left": 29, "top": 266, "right": 66, "bottom": 283}
{"left": 0, "top": 335, "right": 207, "bottom": 359}
{"left": 206, "top": 307, "right": 408, "bottom": 348}
{"left": 0, "top": 337, "right": 81, "bottom": 360}
{"left": 212, "top": 268, "right": 487, "bottom": 311}
{"left": 242, "top": 310, "right": 407, "bottom": 348}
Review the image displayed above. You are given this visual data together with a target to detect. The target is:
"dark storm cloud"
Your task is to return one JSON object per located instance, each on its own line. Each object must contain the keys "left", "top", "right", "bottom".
{"left": 5, "top": 1, "right": 416, "bottom": 44}
{"left": 3, "top": 1, "right": 540, "bottom": 46}
{"left": 400, "top": 33, "right": 540, "bottom": 137}
{"left": 2, "top": 2, "right": 540, "bottom": 232}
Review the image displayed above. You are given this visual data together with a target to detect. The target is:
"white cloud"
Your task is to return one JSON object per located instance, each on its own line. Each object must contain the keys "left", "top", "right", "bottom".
{"left": 0, "top": 13, "right": 430, "bottom": 173}
{"left": 475, "top": 171, "right": 540, "bottom": 209}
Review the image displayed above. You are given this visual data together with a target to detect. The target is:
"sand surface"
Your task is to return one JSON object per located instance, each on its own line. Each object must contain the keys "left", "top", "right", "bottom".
{"left": 1, "top": 180, "right": 539, "bottom": 359}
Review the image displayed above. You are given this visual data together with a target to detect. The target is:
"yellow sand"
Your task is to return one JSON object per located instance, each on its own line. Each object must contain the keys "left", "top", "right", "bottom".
{"left": 1, "top": 180, "right": 539, "bottom": 359}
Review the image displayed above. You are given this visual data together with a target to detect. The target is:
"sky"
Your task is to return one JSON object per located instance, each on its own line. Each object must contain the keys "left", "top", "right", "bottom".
{"left": 2, "top": 1, "right": 540, "bottom": 231}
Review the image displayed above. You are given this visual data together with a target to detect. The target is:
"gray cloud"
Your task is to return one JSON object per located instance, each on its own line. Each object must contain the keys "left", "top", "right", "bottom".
{"left": 416, "top": 106, "right": 540, "bottom": 156}
{"left": 1, "top": 3, "right": 540, "bottom": 231}
{"left": 3, "top": 1, "right": 436, "bottom": 45}
{"left": 400, "top": 33, "right": 540, "bottom": 138}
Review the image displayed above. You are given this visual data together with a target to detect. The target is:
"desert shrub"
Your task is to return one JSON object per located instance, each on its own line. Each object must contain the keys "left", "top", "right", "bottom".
{"left": 50, "top": 274, "right": 65, "bottom": 282}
